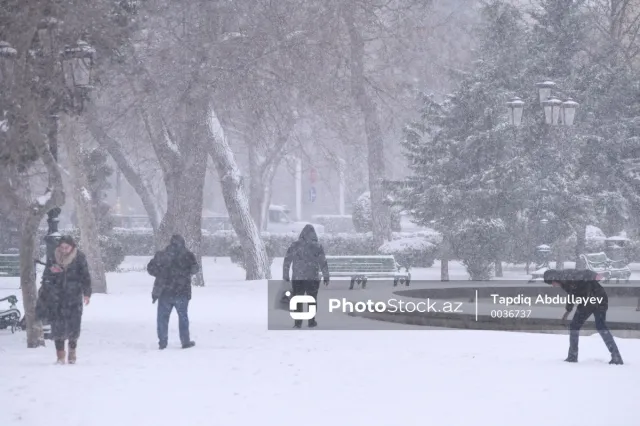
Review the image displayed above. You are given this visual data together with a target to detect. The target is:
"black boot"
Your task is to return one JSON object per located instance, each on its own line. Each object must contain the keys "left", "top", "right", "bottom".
{"left": 308, "top": 319, "right": 317, "bottom": 328}
{"left": 293, "top": 320, "right": 302, "bottom": 329}
{"left": 609, "top": 353, "right": 623, "bottom": 365}
{"left": 182, "top": 341, "right": 195, "bottom": 349}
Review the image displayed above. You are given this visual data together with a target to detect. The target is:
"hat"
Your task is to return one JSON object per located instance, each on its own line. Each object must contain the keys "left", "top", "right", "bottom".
{"left": 57, "top": 235, "right": 77, "bottom": 248}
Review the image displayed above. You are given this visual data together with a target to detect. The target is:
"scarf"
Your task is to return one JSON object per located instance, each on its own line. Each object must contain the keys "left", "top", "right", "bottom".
{"left": 55, "top": 246, "right": 78, "bottom": 269}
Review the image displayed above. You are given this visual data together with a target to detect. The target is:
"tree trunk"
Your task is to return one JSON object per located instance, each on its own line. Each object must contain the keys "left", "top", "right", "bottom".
{"left": 555, "top": 239, "right": 566, "bottom": 270}
{"left": 156, "top": 158, "right": 207, "bottom": 286}
{"left": 494, "top": 260, "right": 503, "bottom": 277}
{"left": 20, "top": 210, "right": 45, "bottom": 348}
{"left": 343, "top": 5, "right": 392, "bottom": 248}
{"left": 261, "top": 164, "right": 278, "bottom": 231}
{"left": 248, "top": 143, "right": 266, "bottom": 231}
{"left": 440, "top": 232, "right": 451, "bottom": 281}
{"left": 575, "top": 223, "right": 587, "bottom": 269}
{"left": 206, "top": 106, "right": 270, "bottom": 280}
{"left": 155, "top": 105, "right": 208, "bottom": 287}
{"left": 64, "top": 118, "right": 108, "bottom": 293}
{"left": 7, "top": 96, "right": 66, "bottom": 348}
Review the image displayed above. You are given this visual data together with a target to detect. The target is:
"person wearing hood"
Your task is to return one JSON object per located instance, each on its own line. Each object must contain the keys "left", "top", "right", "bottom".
{"left": 36, "top": 235, "right": 91, "bottom": 364}
{"left": 283, "top": 224, "right": 330, "bottom": 328}
{"left": 147, "top": 234, "right": 199, "bottom": 349}
{"left": 543, "top": 269, "right": 623, "bottom": 365}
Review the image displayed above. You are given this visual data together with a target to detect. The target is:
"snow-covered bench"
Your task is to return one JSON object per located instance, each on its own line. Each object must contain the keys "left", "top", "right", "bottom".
{"left": 326, "top": 255, "right": 410, "bottom": 289}
{"left": 580, "top": 252, "right": 631, "bottom": 283}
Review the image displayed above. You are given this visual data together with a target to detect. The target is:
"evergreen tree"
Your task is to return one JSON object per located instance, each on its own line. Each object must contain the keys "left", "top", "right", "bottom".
{"left": 395, "top": 0, "right": 640, "bottom": 275}
{"left": 395, "top": 1, "right": 531, "bottom": 274}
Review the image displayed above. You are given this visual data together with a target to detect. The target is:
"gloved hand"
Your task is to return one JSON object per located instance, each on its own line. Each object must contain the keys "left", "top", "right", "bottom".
{"left": 324, "top": 278, "right": 329, "bottom": 286}
{"left": 284, "top": 276, "right": 290, "bottom": 282}
{"left": 152, "top": 296, "right": 157, "bottom": 304}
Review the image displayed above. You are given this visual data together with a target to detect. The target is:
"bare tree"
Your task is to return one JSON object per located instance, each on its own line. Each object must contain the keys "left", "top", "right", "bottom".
{"left": 0, "top": 4, "right": 66, "bottom": 347}
{"left": 342, "top": 2, "right": 393, "bottom": 247}
{"left": 207, "top": 107, "right": 270, "bottom": 279}
{"left": 60, "top": 117, "right": 107, "bottom": 293}
{"left": 84, "top": 101, "right": 162, "bottom": 233}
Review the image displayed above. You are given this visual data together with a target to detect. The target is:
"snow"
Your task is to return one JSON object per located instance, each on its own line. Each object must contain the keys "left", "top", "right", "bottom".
{"left": 586, "top": 225, "right": 607, "bottom": 240}
{"left": 81, "top": 187, "right": 92, "bottom": 201}
{"left": 207, "top": 107, "right": 226, "bottom": 144}
{"left": 163, "top": 126, "right": 180, "bottom": 154}
{"left": 221, "top": 32, "right": 245, "bottom": 41}
{"left": 36, "top": 191, "right": 52, "bottom": 206}
{"left": 1, "top": 257, "right": 639, "bottom": 426}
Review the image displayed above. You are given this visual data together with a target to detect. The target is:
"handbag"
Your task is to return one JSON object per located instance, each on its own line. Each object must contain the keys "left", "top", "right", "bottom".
{"left": 35, "top": 276, "right": 59, "bottom": 322}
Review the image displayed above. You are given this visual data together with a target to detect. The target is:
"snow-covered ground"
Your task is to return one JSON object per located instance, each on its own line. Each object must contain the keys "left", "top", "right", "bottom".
{"left": 1, "top": 257, "right": 638, "bottom": 426}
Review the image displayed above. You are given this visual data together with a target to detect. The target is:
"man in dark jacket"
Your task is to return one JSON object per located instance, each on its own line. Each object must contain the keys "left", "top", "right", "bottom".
{"left": 544, "top": 269, "right": 623, "bottom": 364}
{"left": 147, "top": 234, "right": 199, "bottom": 349}
{"left": 283, "top": 224, "right": 330, "bottom": 328}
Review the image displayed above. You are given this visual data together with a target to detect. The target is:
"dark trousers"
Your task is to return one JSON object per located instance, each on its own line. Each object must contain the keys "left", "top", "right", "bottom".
{"left": 54, "top": 339, "right": 77, "bottom": 351}
{"left": 292, "top": 280, "right": 319, "bottom": 326}
{"left": 157, "top": 295, "right": 190, "bottom": 345}
{"left": 568, "top": 307, "right": 621, "bottom": 358}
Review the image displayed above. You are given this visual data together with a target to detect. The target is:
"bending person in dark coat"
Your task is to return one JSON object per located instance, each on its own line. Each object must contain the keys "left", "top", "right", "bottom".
{"left": 147, "top": 234, "right": 199, "bottom": 349}
{"left": 39, "top": 235, "right": 92, "bottom": 365}
{"left": 544, "top": 269, "right": 623, "bottom": 364}
{"left": 283, "top": 224, "right": 330, "bottom": 328}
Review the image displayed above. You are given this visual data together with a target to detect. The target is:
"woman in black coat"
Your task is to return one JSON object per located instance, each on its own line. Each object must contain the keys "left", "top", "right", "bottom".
{"left": 37, "top": 236, "right": 92, "bottom": 364}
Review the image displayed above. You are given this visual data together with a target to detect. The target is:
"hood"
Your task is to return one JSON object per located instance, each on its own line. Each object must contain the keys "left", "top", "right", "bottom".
{"left": 298, "top": 224, "right": 318, "bottom": 242}
{"left": 169, "top": 234, "right": 186, "bottom": 249}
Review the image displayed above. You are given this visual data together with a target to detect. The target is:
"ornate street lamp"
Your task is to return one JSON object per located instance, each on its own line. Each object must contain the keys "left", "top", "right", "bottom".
{"left": 535, "top": 80, "right": 556, "bottom": 105}
{"left": 542, "top": 97, "right": 562, "bottom": 125}
{"left": 0, "top": 41, "right": 17, "bottom": 86}
{"left": 37, "top": 17, "right": 60, "bottom": 58}
{"left": 61, "top": 40, "right": 96, "bottom": 112}
{"left": 506, "top": 96, "right": 524, "bottom": 126}
{"left": 561, "top": 98, "right": 579, "bottom": 126}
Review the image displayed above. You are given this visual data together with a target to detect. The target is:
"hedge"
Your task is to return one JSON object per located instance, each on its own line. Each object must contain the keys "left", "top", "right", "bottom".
{"left": 378, "top": 237, "right": 438, "bottom": 268}
{"left": 111, "top": 228, "right": 443, "bottom": 257}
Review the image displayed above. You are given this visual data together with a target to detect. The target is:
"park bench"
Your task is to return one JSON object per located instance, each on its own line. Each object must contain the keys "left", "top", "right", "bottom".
{"left": 0, "top": 249, "right": 20, "bottom": 277}
{"left": 275, "top": 255, "right": 410, "bottom": 309}
{"left": 326, "top": 255, "right": 410, "bottom": 289}
{"left": 580, "top": 252, "right": 631, "bottom": 283}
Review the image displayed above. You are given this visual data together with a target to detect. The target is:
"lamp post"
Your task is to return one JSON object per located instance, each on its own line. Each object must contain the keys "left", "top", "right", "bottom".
{"left": 38, "top": 25, "right": 95, "bottom": 267}
{"left": 44, "top": 113, "right": 62, "bottom": 268}
{"left": 508, "top": 81, "right": 580, "bottom": 270}
{"left": 506, "top": 80, "right": 579, "bottom": 129}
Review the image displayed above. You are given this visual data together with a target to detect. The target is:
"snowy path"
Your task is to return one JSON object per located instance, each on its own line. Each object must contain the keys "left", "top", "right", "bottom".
{"left": 0, "top": 258, "right": 638, "bottom": 426}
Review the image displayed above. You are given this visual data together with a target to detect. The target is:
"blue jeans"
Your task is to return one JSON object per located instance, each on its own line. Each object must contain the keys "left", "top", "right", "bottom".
{"left": 569, "top": 308, "right": 620, "bottom": 358}
{"left": 157, "top": 295, "right": 190, "bottom": 346}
